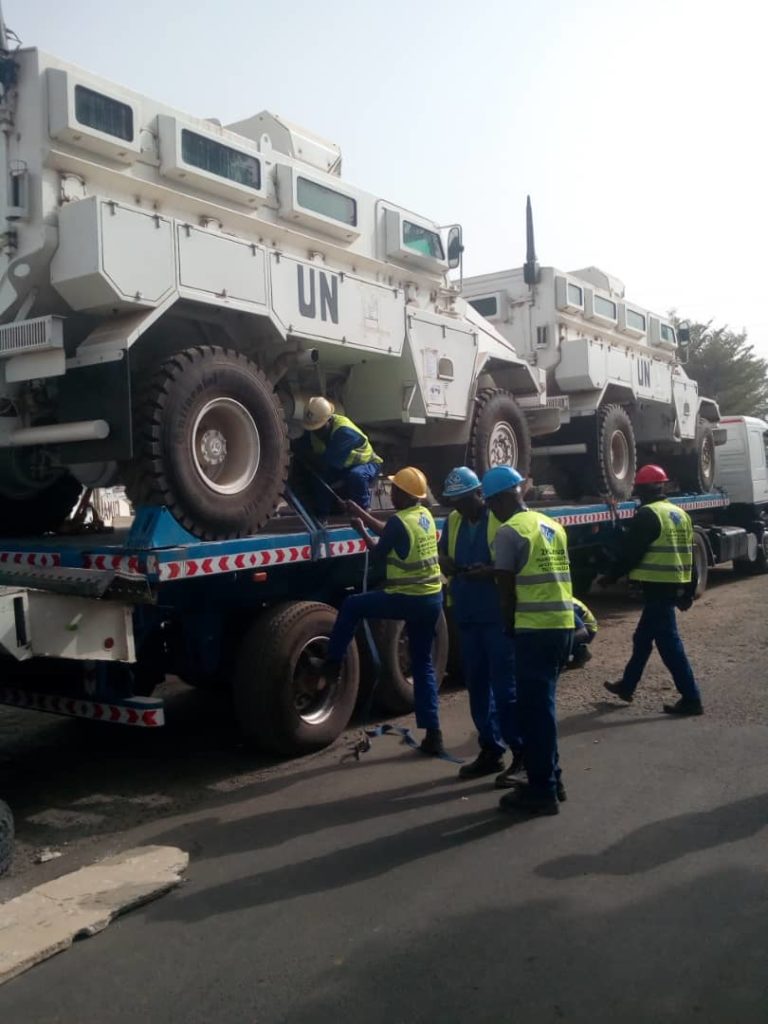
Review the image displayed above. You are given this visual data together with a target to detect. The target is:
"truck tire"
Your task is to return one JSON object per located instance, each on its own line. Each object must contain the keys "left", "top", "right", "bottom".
{"left": 0, "top": 798, "right": 13, "bottom": 877}
{"left": 676, "top": 419, "right": 716, "bottom": 493}
{"left": 0, "top": 474, "right": 81, "bottom": 537}
{"left": 593, "top": 404, "right": 636, "bottom": 499}
{"left": 468, "top": 389, "right": 531, "bottom": 477}
{"left": 692, "top": 531, "right": 709, "bottom": 598}
{"left": 234, "top": 601, "right": 359, "bottom": 756}
{"left": 371, "top": 610, "right": 449, "bottom": 715}
{"left": 125, "top": 346, "right": 289, "bottom": 540}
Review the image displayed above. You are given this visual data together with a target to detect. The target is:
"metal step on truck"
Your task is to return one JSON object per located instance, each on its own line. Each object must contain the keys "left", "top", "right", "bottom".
{"left": 0, "top": 416, "right": 765, "bottom": 761}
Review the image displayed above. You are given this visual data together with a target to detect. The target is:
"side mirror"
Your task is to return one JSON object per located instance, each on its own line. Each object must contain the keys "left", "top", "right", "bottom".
{"left": 446, "top": 225, "right": 463, "bottom": 270}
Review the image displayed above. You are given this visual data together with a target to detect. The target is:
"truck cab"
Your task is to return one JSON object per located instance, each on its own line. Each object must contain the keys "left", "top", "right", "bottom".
{"left": 714, "top": 416, "right": 768, "bottom": 509}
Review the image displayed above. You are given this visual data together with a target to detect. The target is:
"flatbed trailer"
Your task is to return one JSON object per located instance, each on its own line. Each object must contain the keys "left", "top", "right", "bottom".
{"left": 2, "top": 487, "right": 760, "bottom": 758}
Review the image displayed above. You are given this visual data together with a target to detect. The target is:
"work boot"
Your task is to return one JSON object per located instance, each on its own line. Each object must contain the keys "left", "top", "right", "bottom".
{"left": 570, "top": 647, "right": 593, "bottom": 668}
{"left": 494, "top": 750, "right": 526, "bottom": 788}
{"left": 663, "top": 698, "right": 704, "bottom": 717}
{"left": 458, "top": 749, "right": 504, "bottom": 780}
{"left": 498, "top": 787, "right": 559, "bottom": 817}
{"left": 420, "top": 729, "right": 446, "bottom": 757}
{"left": 603, "top": 680, "right": 634, "bottom": 703}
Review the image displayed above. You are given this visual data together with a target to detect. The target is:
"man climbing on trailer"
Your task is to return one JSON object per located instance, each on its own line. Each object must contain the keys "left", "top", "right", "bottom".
{"left": 315, "top": 466, "right": 447, "bottom": 755}
{"left": 439, "top": 466, "right": 524, "bottom": 782}
{"left": 295, "top": 397, "right": 383, "bottom": 514}
{"left": 482, "top": 466, "right": 575, "bottom": 817}
{"left": 601, "top": 464, "right": 704, "bottom": 715}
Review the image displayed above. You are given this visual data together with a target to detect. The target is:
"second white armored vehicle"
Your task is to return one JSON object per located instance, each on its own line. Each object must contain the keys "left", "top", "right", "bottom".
{"left": 463, "top": 200, "right": 721, "bottom": 499}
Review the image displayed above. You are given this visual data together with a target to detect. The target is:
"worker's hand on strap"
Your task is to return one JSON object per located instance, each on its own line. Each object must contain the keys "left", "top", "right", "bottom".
{"left": 350, "top": 517, "right": 367, "bottom": 537}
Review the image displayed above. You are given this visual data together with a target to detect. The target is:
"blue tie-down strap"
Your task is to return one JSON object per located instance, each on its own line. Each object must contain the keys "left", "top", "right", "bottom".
{"left": 355, "top": 722, "right": 464, "bottom": 765}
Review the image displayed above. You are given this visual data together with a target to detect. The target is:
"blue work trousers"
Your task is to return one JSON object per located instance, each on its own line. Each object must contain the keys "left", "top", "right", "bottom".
{"left": 621, "top": 600, "right": 701, "bottom": 701}
{"left": 514, "top": 630, "right": 572, "bottom": 799}
{"left": 327, "top": 590, "right": 443, "bottom": 730}
{"left": 457, "top": 623, "right": 522, "bottom": 757}
{"left": 313, "top": 463, "right": 380, "bottom": 514}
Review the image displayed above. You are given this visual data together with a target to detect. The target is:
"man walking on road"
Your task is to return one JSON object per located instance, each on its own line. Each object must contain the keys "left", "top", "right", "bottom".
{"left": 601, "top": 464, "right": 703, "bottom": 715}
{"left": 482, "top": 466, "right": 575, "bottom": 817}
{"left": 317, "top": 466, "right": 446, "bottom": 756}
{"left": 439, "top": 467, "right": 524, "bottom": 783}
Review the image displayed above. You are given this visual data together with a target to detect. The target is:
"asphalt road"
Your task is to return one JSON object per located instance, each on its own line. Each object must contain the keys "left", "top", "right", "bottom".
{"left": 0, "top": 570, "right": 766, "bottom": 1022}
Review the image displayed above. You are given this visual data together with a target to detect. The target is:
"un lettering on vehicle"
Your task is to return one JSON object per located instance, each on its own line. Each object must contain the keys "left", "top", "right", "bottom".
{"left": 637, "top": 358, "right": 652, "bottom": 390}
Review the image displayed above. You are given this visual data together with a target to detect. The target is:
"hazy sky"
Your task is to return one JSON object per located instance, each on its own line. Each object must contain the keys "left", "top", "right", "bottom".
{"left": 10, "top": 0, "right": 768, "bottom": 354}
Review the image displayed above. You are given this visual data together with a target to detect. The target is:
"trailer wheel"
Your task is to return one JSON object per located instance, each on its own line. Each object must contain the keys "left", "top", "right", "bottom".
{"left": 370, "top": 610, "right": 449, "bottom": 715}
{"left": 468, "top": 389, "right": 531, "bottom": 477}
{"left": 676, "top": 419, "right": 716, "bottom": 493}
{"left": 125, "top": 346, "right": 289, "bottom": 540}
{"left": 594, "top": 404, "right": 636, "bottom": 499}
{"left": 0, "top": 473, "right": 81, "bottom": 537}
{"left": 0, "top": 798, "right": 13, "bottom": 877}
{"left": 692, "top": 532, "right": 709, "bottom": 598}
{"left": 234, "top": 601, "right": 359, "bottom": 756}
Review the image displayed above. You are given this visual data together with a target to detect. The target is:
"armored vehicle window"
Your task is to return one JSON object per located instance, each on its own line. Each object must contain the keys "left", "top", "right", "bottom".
{"left": 403, "top": 221, "right": 444, "bottom": 260}
{"left": 627, "top": 309, "right": 646, "bottom": 331}
{"left": 469, "top": 296, "right": 498, "bottom": 318}
{"left": 567, "top": 283, "right": 584, "bottom": 307}
{"left": 660, "top": 323, "right": 676, "bottom": 345}
{"left": 75, "top": 86, "right": 133, "bottom": 142}
{"left": 181, "top": 130, "right": 261, "bottom": 190}
{"left": 297, "top": 177, "right": 357, "bottom": 226}
{"left": 594, "top": 295, "right": 617, "bottom": 320}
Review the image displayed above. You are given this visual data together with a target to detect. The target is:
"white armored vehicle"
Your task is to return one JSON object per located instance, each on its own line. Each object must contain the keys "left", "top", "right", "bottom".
{"left": 0, "top": 23, "right": 555, "bottom": 539}
{"left": 463, "top": 199, "right": 721, "bottom": 500}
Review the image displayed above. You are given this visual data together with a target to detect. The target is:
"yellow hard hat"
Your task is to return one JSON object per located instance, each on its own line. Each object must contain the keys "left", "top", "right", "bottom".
{"left": 303, "top": 396, "right": 335, "bottom": 431}
{"left": 388, "top": 466, "right": 428, "bottom": 500}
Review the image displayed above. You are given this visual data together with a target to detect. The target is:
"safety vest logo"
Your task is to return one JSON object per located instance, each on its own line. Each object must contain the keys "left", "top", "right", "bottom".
{"left": 539, "top": 523, "right": 555, "bottom": 544}
{"left": 418, "top": 513, "right": 431, "bottom": 532}
{"left": 669, "top": 509, "right": 682, "bottom": 525}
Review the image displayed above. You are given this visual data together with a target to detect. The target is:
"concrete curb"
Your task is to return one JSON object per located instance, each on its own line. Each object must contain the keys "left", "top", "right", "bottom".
{"left": 0, "top": 845, "right": 188, "bottom": 985}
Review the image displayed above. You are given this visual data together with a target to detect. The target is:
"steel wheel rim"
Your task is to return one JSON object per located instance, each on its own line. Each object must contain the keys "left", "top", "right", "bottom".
{"left": 609, "top": 429, "right": 631, "bottom": 481}
{"left": 397, "top": 629, "right": 414, "bottom": 688}
{"left": 293, "top": 635, "right": 338, "bottom": 725}
{"left": 701, "top": 436, "right": 714, "bottom": 480}
{"left": 191, "top": 398, "right": 260, "bottom": 496}
{"left": 488, "top": 421, "right": 519, "bottom": 468}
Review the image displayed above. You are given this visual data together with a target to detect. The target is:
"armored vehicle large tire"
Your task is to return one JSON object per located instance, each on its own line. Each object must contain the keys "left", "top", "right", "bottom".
{"left": 0, "top": 474, "right": 81, "bottom": 536}
{"left": 126, "top": 347, "right": 289, "bottom": 540}
{"left": 468, "top": 389, "right": 531, "bottom": 477}
{"left": 675, "top": 418, "right": 716, "bottom": 493}
{"left": 593, "top": 404, "right": 636, "bottom": 499}
{"left": 371, "top": 610, "right": 449, "bottom": 715}
{"left": 0, "top": 798, "right": 13, "bottom": 877}
{"left": 234, "top": 601, "right": 360, "bottom": 756}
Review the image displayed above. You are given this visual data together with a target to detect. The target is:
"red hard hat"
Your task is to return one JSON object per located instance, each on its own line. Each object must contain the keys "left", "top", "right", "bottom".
{"left": 635, "top": 464, "right": 669, "bottom": 485}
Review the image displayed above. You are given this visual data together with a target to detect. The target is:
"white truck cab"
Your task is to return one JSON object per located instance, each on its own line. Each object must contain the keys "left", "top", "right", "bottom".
{"left": 714, "top": 416, "right": 768, "bottom": 508}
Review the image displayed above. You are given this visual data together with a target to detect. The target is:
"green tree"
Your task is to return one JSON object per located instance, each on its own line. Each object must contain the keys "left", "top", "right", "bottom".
{"left": 677, "top": 321, "right": 768, "bottom": 418}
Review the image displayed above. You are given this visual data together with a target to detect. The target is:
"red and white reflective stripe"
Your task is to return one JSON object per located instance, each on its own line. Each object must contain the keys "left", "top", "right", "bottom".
{"left": 328, "top": 538, "right": 367, "bottom": 557}
{"left": 157, "top": 543, "right": 315, "bottom": 581}
{"left": 83, "top": 553, "right": 143, "bottom": 577}
{"left": 554, "top": 508, "right": 635, "bottom": 527}
{"left": 0, "top": 686, "right": 164, "bottom": 727}
{"left": 675, "top": 496, "right": 729, "bottom": 510}
{"left": 0, "top": 550, "right": 62, "bottom": 568}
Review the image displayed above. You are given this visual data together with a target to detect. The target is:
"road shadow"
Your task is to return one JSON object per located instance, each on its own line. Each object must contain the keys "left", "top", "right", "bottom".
{"left": 537, "top": 791, "right": 768, "bottom": 878}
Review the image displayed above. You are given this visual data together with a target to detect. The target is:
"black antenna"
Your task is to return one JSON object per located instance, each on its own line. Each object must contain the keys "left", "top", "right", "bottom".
{"left": 523, "top": 194, "right": 540, "bottom": 286}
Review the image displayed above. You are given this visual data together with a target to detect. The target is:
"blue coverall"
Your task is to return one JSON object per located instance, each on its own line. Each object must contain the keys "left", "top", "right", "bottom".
{"left": 326, "top": 516, "right": 442, "bottom": 730}
{"left": 296, "top": 424, "right": 380, "bottom": 513}
{"left": 440, "top": 512, "right": 522, "bottom": 757}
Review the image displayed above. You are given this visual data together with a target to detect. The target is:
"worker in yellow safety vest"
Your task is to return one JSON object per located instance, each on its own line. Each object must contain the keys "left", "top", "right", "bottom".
{"left": 315, "top": 467, "right": 447, "bottom": 755}
{"left": 296, "top": 396, "right": 383, "bottom": 513}
{"left": 601, "top": 464, "right": 703, "bottom": 715}
{"left": 439, "top": 466, "right": 524, "bottom": 783}
{"left": 482, "top": 465, "right": 575, "bottom": 817}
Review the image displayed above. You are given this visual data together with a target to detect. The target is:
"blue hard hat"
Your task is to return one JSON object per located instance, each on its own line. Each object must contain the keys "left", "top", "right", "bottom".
{"left": 481, "top": 465, "right": 524, "bottom": 498}
{"left": 442, "top": 466, "right": 481, "bottom": 499}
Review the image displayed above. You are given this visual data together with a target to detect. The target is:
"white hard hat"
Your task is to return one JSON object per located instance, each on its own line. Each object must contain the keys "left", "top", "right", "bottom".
{"left": 303, "top": 396, "right": 335, "bottom": 431}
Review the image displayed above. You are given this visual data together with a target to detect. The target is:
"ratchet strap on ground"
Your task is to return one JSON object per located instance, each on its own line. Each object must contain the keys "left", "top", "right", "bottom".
{"left": 352, "top": 722, "right": 464, "bottom": 765}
